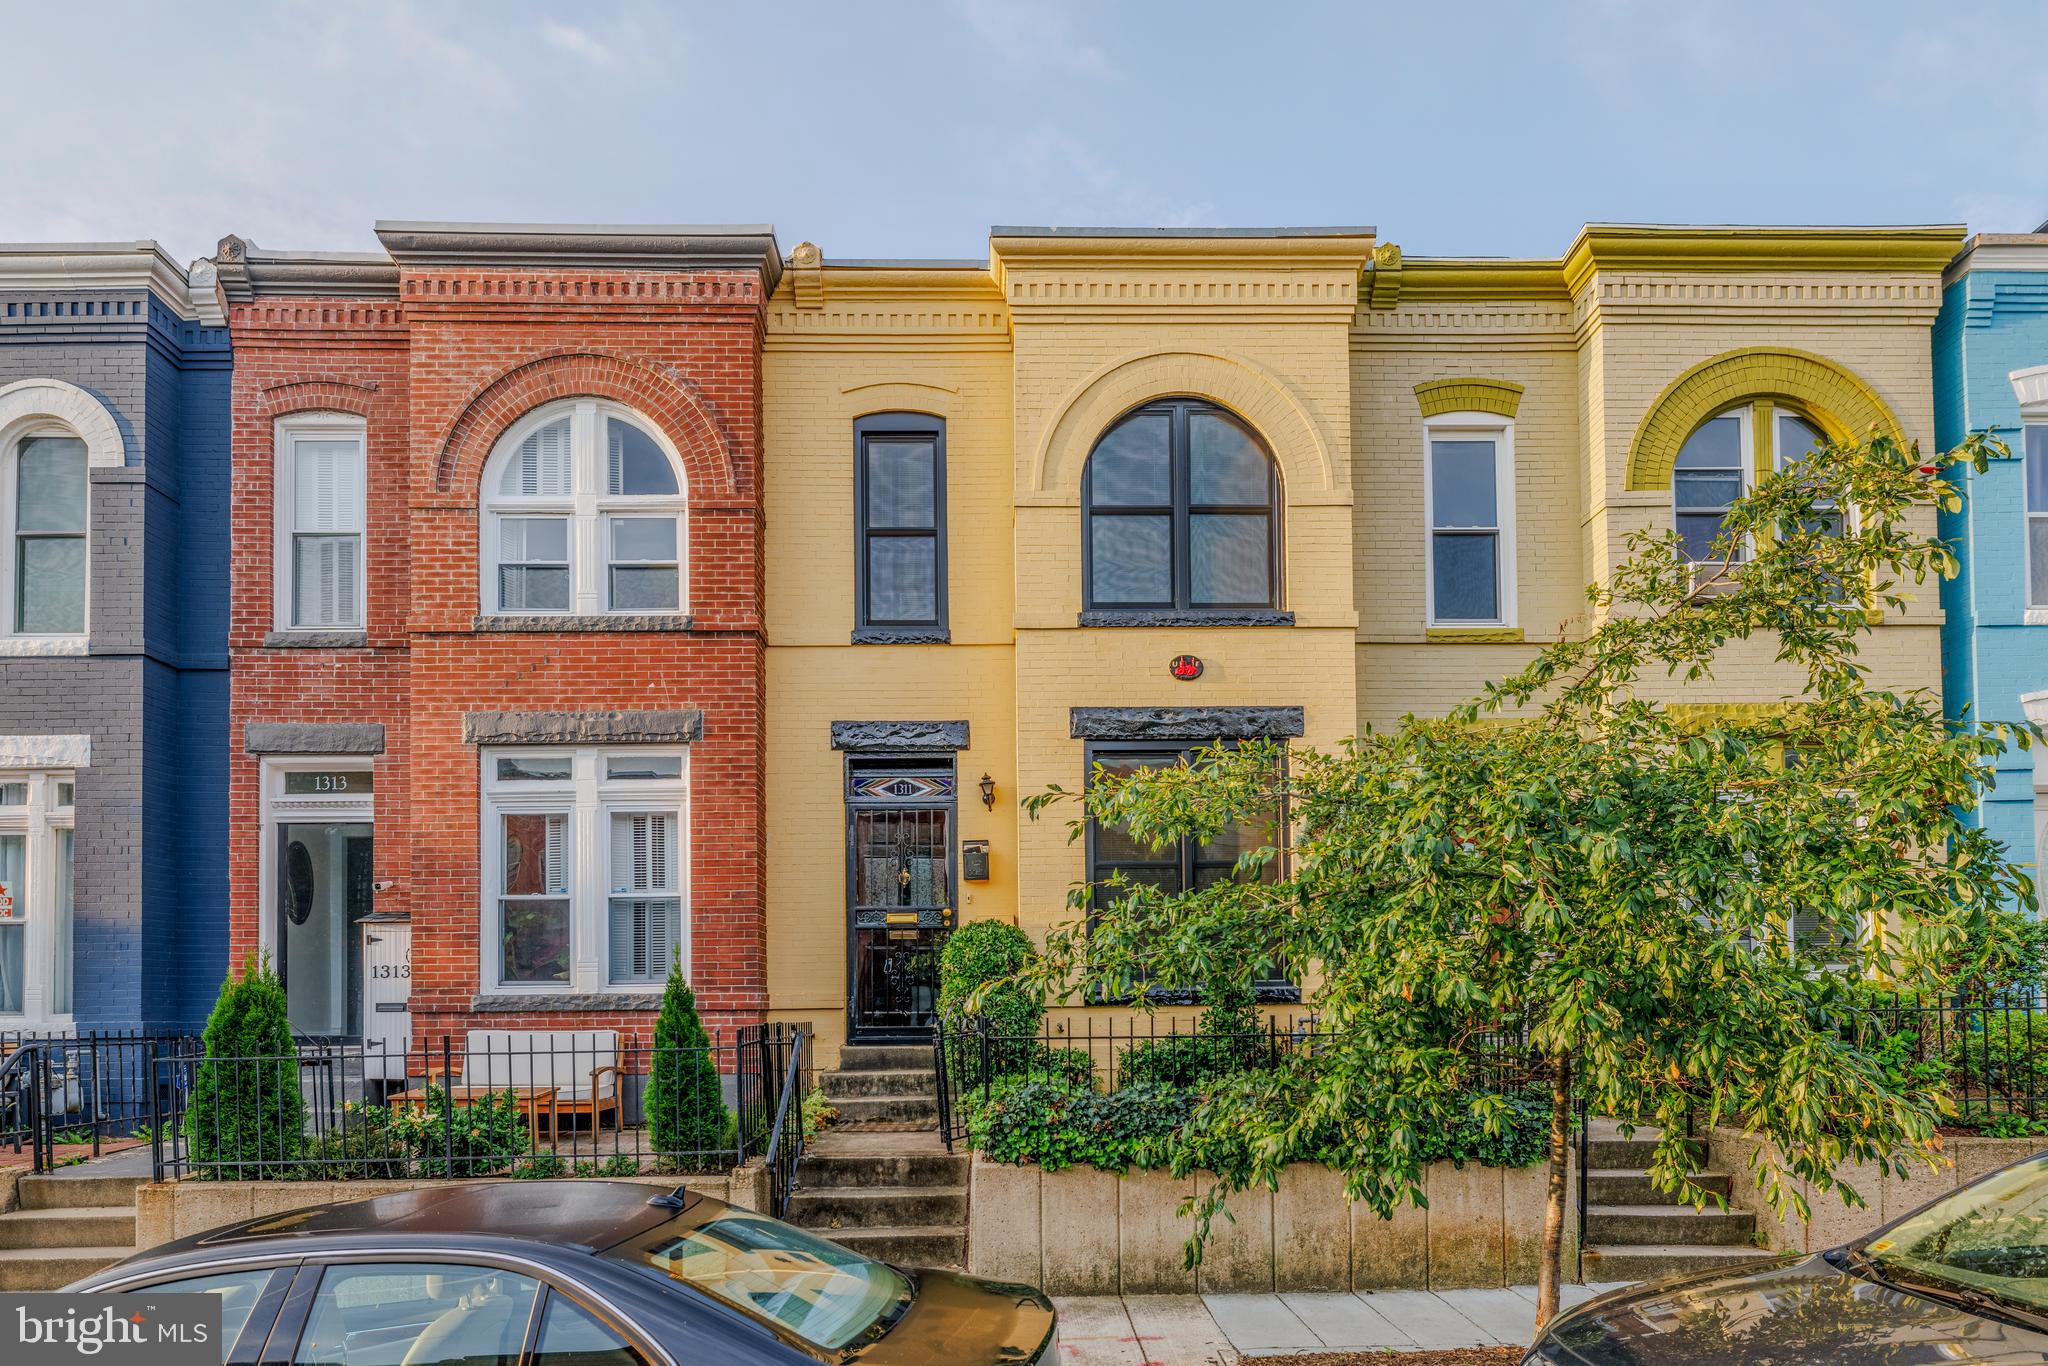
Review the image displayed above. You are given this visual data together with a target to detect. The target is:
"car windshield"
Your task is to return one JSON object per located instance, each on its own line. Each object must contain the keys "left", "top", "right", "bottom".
{"left": 611, "top": 1206, "right": 912, "bottom": 1351}
{"left": 1863, "top": 1153, "right": 2048, "bottom": 1313}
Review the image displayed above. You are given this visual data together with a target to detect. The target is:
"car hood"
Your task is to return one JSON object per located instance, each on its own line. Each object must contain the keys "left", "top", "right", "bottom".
{"left": 853, "top": 1268, "right": 1054, "bottom": 1366}
{"left": 1542, "top": 1254, "right": 2048, "bottom": 1365}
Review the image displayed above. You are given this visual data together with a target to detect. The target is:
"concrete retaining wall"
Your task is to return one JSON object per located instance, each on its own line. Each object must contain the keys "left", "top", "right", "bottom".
{"left": 968, "top": 1155, "right": 1572, "bottom": 1293}
{"left": 1709, "top": 1126, "right": 2042, "bottom": 1255}
{"left": 135, "top": 1166, "right": 767, "bottom": 1254}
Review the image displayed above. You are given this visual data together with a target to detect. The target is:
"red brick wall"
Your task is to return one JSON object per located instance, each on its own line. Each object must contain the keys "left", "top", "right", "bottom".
{"left": 226, "top": 269, "right": 769, "bottom": 1049}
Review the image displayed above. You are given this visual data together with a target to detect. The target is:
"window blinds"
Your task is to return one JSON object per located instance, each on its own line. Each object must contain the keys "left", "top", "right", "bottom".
{"left": 609, "top": 812, "right": 678, "bottom": 984}
{"left": 504, "top": 419, "right": 573, "bottom": 497}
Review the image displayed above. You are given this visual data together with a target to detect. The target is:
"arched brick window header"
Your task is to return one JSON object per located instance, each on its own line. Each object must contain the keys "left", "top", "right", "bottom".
{"left": 253, "top": 378, "right": 380, "bottom": 422}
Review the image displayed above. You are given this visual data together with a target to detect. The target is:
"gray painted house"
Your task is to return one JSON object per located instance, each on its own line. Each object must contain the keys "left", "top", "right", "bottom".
{"left": 0, "top": 243, "right": 230, "bottom": 1033}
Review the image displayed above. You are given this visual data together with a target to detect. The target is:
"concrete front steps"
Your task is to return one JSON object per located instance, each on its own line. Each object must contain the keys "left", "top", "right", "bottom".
{"left": 816, "top": 1045, "right": 940, "bottom": 1131}
{"left": 0, "top": 1172, "right": 144, "bottom": 1289}
{"left": 789, "top": 1115, "right": 968, "bottom": 1268}
{"left": 1580, "top": 1121, "right": 1769, "bottom": 1282}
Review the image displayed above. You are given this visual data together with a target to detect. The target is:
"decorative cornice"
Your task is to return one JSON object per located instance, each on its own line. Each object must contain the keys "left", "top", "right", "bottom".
{"left": 0, "top": 241, "right": 222, "bottom": 322}
{"left": 1400, "top": 258, "right": 1571, "bottom": 303}
{"left": 1562, "top": 224, "right": 1964, "bottom": 296}
{"left": 1414, "top": 377, "right": 1525, "bottom": 419}
{"left": 788, "top": 240, "right": 824, "bottom": 309}
{"left": 1367, "top": 244, "right": 1402, "bottom": 309}
{"left": 1945, "top": 233, "right": 2048, "bottom": 285}
{"left": 830, "top": 720, "right": 971, "bottom": 752}
{"left": 374, "top": 220, "right": 782, "bottom": 292}
{"left": 214, "top": 235, "right": 400, "bottom": 303}
{"left": 0, "top": 734, "right": 91, "bottom": 768}
{"left": 245, "top": 722, "right": 386, "bottom": 755}
{"left": 1070, "top": 706, "right": 1305, "bottom": 741}
{"left": 463, "top": 709, "right": 704, "bottom": 746}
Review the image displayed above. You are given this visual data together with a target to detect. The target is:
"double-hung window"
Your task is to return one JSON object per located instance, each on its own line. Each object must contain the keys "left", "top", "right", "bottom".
{"left": 2029, "top": 424, "right": 2048, "bottom": 609}
{"left": 0, "top": 772, "right": 74, "bottom": 1022}
{"left": 1424, "top": 416, "right": 1514, "bottom": 625}
{"left": 853, "top": 414, "right": 946, "bottom": 638}
{"left": 2, "top": 429, "right": 88, "bottom": 637}
{"left": 483, "top": 747, "right": 686, "bottom": 993}
{"left": 275, "top": 416, "right": 367, "bottom": 631}
{"left": 482, "top": 400, "right": 685, "bottom": 618}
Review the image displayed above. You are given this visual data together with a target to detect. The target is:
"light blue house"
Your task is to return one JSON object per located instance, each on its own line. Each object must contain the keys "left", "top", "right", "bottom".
{"left": 1935, "top": 229, "right": 2048, "bottom": 896}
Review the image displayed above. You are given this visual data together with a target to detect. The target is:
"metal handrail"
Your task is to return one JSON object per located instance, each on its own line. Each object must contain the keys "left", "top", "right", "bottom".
{"left": 0, "top": 1042, "right": 42, "bottom": 1164}
{"left": 760, "top": 1027, "right": 808, "bottom": 1219}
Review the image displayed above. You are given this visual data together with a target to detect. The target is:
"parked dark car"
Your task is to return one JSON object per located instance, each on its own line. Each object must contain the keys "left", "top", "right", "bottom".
{"left": 68, "top": 1181, "right": 1056, "bottom": 1366}
{"left": 1527, "top": 1149, "right": 2048, "bottom": 1363}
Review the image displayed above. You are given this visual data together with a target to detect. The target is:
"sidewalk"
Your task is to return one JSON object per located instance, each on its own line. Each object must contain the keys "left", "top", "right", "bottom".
{"left": 1053, "top": 1283, "right": 1629, "bottom": 1363}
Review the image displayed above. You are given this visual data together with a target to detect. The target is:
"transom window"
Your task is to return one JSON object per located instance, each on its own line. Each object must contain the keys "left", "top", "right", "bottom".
{"left": 0, "top": 770, "right": 74, "bottom": 1022}
{"left": 1425, "top": 415, "right": 1515, "bottom": 625}
{"left": 2, "top": 429, "right": 88, "bottom": 636}
{"left": 275, "top": 415, "right": 366, "bottom": 631}
{"left": 1673, "top": 401, "right": 1832, "bottom": 566}
{"left": 483, "top": 746, "right": 687, "bottom": 992}
{"left": 481, "top": 400, "right": 685, "bottom": 617}
{"left": 1083, "top": 398, "right": 1281, "bottom": 612}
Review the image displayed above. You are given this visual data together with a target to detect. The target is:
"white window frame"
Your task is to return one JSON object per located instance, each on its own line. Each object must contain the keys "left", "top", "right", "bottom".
{"left": 2024, "top": 419, "right": 2048, "bottom": 618}
{"left": 480, "top": 746, "right": 689, "bottom": 995}
{"left": 273, "top": 414, "right": 368, "bottom": 633}
{"left": 1422, "top": 412, "right": 1517, "bottom": 628}
{"left": 478, "top": 399, "right": 689, "bottom": 618}
{"left": 0, "top": 770, "right": 76, "bottom": 1027}
{"left": 1673, "top": 405, "right": 1758, "bottom": 572}
{"left": 0, "top": 422, "right": 91, "bottom": 646}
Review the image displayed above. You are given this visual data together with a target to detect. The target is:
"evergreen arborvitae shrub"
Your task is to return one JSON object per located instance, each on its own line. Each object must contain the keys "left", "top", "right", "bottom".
{"left": 186, "top": 955, "right": 303, "bottom": 1178}
{"left": 646, "top": 958, "right": 729, "bottom": 1168}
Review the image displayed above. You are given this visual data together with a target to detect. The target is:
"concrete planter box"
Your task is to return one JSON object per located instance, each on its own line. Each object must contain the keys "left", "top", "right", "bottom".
{"left": 134, "top": 1166, "right": 765, "bottom": 1254}
{"left": 1711, "top": 1126, "right": 2042, "bottom": 1256}
{"left": 969, "top": 1153, "right": 1572, "bottom": 1294}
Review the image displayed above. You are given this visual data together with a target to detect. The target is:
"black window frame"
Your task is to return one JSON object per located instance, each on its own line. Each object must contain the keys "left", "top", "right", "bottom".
{"left": 1081, "top": 397, "right": 1284, "bottom": 617}
{"left": 1082, "top": 739, "right": 1297, "bottom": 1003}
{"left": 852, "top": 412, "right": 948, "bottom": 642}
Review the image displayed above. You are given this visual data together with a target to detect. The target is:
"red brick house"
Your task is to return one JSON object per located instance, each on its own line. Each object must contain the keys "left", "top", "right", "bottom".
{"left": 213, "top": 223, "right": 779, "bottom": 1050}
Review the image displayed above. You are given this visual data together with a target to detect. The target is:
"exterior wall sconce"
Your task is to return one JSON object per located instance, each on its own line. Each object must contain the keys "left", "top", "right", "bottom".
{"left": 978, "top": 772, "right": 996, "bottom": 810}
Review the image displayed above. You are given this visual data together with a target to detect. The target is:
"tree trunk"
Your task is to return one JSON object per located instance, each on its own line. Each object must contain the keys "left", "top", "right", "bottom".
{"left": 1535, "top": 1050, "right": 1574, "bottom": 1332}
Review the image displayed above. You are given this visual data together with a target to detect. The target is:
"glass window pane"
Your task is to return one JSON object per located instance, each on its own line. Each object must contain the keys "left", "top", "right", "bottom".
{"left": 865, "top": 440, "right": 936, "bottom": 529}
{"left": 501, "top": 900, "right": 571, "bottom": 984}
{"left": 1674, "top": 474, "right": 1743, "bottom": 510}
{"left": 533, "top": 1296, "right": 646, "bottom": 1366}
{"left": 0, "top": 784, "right": 24, "bottom": 805}
{"left": 52, "top": 828, "right": 72, "bottom": 1017}
{"left": 142, "top": 1269, "right": 278, "bottom": 1365}
{"left": 501, "top": 516, "right": 568, "bottom": 563}
{"left": 851, "top": 808, "right": 950, "bottom": 907}
{"left": 16, "top": 436, "right": 88, "bottom": 532}
{"left": 1674, "top": 414, "right": 1743, "bottom": 470}
{"left": 503, "top": 417, "right": 574, "bottom": 497}
{"left": 503, "top": 813, "right": 567, "bottom": 895}
{"left": 865, "top": 536, "right": 937, "bottom": 622}
{"left": 1087, "top": 413, "right": 1171, "bottom": 507}
{"left": 496, "top": 755, "right": 571, "bottom": 782}
{"left": 1089, "top": 515, "right": 1171, "bottom": 604}
{"left": 283, "top": 770, "right": 372, "bottom": 795}
{"left": 500, "top": 566, "right": 570, "bottom": 613}
{"left": 1432, "top": 533, "right": 1500, "bottom": 621}
{"left": 2028, "top": 427, "right": 2048, "bottom": 514}
{"left": 1431, "top": 439, "right": 1498, "bottom": 528}
{"left": 607, "top": 755, "right": 682, "bottom": 780}
{"left": 610, "top": 565, "right": 679, "bottom": 612}
{"left": 610, "top": 517, "right": 676, "bottom": 562}
{"left": 18, "top": 536, "right": 86, "bottom": 633}
{"left": 609, "top": 897, "right": 680, "bottom": 984}
{"left": 1189, "top": 514, "right": 1271, "bottom": 605}
{"left": 607, "top": 417, "right": 677, "bottom": 495}
{"left": 292, "top": 533, "right": 359, "bottom": 628}
{"left": 0, "top": 834, "right": 22, "bottom": 1015}
{"left": 1777, "top": 414, "right": 1825, "bottom": 467}
{"left": 1678, "top": 514, "right": 1738, "bottom": 563}
{"left": 292, "top": 440, "right": 361, "bottom": 533}
{"left": 294, "top": 1263, "right": 539, "bottom": 1366}
{"left": 1197, "top": 809, "right": 1283, "bottom": 868}
{"left": 2032, "top": 519, "right": 2048, "bottom": 608}
{"left": 1189, "top": 413, "right": 1270, "bottom": 505}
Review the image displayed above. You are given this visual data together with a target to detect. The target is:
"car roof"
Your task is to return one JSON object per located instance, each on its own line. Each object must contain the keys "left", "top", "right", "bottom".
{"left": 172, "top": 1181, "right": 706, "bottom": 1258}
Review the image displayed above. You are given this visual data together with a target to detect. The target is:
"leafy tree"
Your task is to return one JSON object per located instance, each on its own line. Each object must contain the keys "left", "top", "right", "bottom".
{"left": 186, "top": 954, "right": 303, "bottom": 1177}
{"left": 646, "top": 958, "right": 730, "bottom": 1167}
{"left": 1021, "top": 428, "right": 2035, "bottom": 1331}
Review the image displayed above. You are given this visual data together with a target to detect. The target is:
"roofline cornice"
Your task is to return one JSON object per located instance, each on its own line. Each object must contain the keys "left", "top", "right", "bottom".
{"left": 373, "top": 221, "right": 782, "bottom": 292}
{"left": 1561, "top": 223, "right": 1965, "bottom": 295}
{"left": 1394, "top": 256, "right": 1571, "bottom": 303}
{"left": 213, "top": 236, "right": 401, "bottom": 305}
{"left": 1945, "top": 234, "right": 2048, "bottom": 284}
{"left": 990, "top": 228, "right": 1375, "bottom": 279}
{"left": 0, "top": 241, "right": 224, "bottom": 324}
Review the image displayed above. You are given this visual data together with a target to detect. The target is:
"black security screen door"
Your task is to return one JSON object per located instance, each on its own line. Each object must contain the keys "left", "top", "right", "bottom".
{"left": 846, "top": 758, "right": 955, "bottom": 1039}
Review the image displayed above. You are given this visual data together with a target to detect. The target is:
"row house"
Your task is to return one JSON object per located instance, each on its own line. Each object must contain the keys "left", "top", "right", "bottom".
{"left": 214, "top": 223, "right": 779, "bottom": 1048}
{"left": 0, "top": 241, "right": 230, "bottom": 1033}
{"left": 761, "top": 224, "right": 1963, "bottom": 1064}
{"left": 1936, "top": 228, "right": 2048, "bottom": 882}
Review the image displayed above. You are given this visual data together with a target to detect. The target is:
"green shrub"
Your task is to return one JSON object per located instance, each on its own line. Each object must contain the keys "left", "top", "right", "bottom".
{"left": 1979, "top": 1112, "right": 2048, "bottom": 1139}
{"left": 510, "top": 1154, "right": 568, "bottom": 1179}
{"left": 390, "top": 1086, "right": 528, "bottom": 1177}
{"left": 297, "top": 1102, "right": 407, "bottom": 1180}
{"left": 1946, "top": 1014, "right": 2048, "bottom": 1116}
{"left": 801, "top": 1088, "right": 838, "bottom": 1137}
{"left": 646, "top": 959, "right": 732, "bottom": 1168}
{"left": 969, "top": 1079, "right": 1192, "bottom": 1172}
{"left": 186, "top": 955, "right": 304, "bottom": 1178}
{"left": 1026, "top": 1045, "right": 1098, "bottom": 1091}
{"left": 571, "top": 1154, "right": 642, "bottom": 1177}
{"left": 939, "top": 920, "right": 1044, "bottom": 1077}
{"left": 1413, "top": 1091, "right": 1550, "bottom": 1169}
{"left": 1118, "top": 978, "right": 1271, "bottom": 1089}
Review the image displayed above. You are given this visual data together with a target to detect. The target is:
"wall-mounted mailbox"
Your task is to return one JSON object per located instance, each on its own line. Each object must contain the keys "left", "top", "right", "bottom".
{"left": 962, "top": 839, "right": 990, "bottom": 882}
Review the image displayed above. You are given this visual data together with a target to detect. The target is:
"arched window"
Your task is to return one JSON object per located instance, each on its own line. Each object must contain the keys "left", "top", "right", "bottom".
{"left": 1672, "top": 400, "right": 1832, "bottom": 564}
{"left": 1083, "top": 398, "right": 1280, "bottom": 613}
{"left": 2, "top": 427, "right": 88, "bottom": 636}
{"left": 480, "top": 399, "right": 685, "bottom": 617}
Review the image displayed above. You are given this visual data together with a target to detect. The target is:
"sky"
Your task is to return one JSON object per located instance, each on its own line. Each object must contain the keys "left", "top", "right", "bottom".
{"left": 2, "top": 0, "right": 2045, "bottom": 267}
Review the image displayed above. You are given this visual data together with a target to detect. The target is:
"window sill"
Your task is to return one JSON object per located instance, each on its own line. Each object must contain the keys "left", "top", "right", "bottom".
{"left": 2025, "top": 608, "right": 2048, "bottom": 627}
{"left": 1078, "top": 609, "right": 1295, "bottom": 628}
{"left": 1425, "top": 625, "right": 1524, "bottom": 643}
{"left": 852, "top": 626, "right": 951, "bottom": 645}
{"left": 471, "top": 614, "right": 695, "bottom": 633}
{"left": 0, "top": 636, "right": 88, "bottom": 657}
{"left": 470, "top": 992, "right": 663, "bottom": 1012}
{"left": 263, "top": 630, "right": 369, "bottom": 649}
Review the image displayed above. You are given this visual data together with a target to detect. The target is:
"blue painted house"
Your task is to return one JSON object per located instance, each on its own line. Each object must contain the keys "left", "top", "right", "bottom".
{"left": 0, "top": 242, "right": 230, "bottom": 1033}
{"left": 1935, "top": 229, "right": 2048, "bottom": 896}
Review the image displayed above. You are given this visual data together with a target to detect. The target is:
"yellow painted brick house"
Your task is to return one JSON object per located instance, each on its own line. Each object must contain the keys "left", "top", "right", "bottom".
{"left": 763, "top": 223, "right": 1962, "bottom": 1062}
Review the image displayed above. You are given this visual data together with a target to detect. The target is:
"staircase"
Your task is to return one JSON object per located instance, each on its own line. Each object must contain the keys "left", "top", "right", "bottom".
{"left": 786, "top": 1044, "right": 967, "bottom": 1268}
{"left": 0, "top": 1171, "right": 143, "bottom": 1289}
{"left": 1580, "top": 1120, "right": 1768, "bottom": 1281}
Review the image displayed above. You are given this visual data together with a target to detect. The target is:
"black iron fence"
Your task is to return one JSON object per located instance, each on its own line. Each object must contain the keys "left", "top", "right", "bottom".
{"left": 1, "top": 1031, "right": 197, "bottom": 1167}
{"left": 142, "top": 1024, "right": 806, "bottom": 1183}
{"left": 1851, "top": 994, "right": 2048, "bottom": 1125}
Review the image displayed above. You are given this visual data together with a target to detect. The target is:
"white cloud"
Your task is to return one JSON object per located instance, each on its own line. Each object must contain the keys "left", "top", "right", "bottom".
{"left": 952, "top": 0, "right": 1115, "bottom": 80}
{"left": 541, "top": 19, "right": 616, "bottom": 67}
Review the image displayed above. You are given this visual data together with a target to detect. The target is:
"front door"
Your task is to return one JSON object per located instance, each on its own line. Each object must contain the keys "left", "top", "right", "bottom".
{"left": 846, "top": 758, "right": 955, "bottom": 1039}
{"left": 276, "top": 823, "right": 374, "bottom": 1038}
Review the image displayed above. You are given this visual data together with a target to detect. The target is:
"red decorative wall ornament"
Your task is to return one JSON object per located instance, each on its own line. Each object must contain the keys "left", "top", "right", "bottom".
{"left": 1168, "top": 654, "right": 1204, "bottom": 681}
